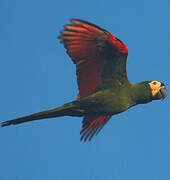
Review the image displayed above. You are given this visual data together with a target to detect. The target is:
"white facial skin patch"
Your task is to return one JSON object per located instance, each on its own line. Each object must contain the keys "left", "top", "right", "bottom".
{"left": 149, "top": 81, "right": 162, "bottom": 96}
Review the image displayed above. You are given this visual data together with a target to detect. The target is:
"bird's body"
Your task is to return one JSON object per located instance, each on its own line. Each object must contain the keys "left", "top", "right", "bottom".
{"left": 75, "top": 82, "right": 151, "bottom": 116}
{"left": 1, "top": 19, "right": 167, "bottom": 141}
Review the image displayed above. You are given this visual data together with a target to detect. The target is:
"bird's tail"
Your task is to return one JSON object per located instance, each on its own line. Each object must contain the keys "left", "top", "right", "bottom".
{"left": 1, "top": 101, "right": 84, "bottom": 127}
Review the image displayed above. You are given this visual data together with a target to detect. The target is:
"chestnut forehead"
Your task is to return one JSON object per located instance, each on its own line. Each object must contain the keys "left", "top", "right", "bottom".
{"left": 161, "top": 82, "right": 165, "bottom": 87}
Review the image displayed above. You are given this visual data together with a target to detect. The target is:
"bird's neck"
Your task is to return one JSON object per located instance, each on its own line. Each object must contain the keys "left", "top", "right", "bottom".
{"left": 131, "top": 82, "right": 152, "bottom": 105}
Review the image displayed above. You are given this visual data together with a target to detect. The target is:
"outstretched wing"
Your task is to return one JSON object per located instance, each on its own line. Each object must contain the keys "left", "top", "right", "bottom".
{"left": 59, "top": 19, "right": 128, "bottom": 99}
{"left": 80, "top": 115, "right": 111, "bottom": 142}
{"left": 59, "top": 19, "right": 128, "bottom": 141}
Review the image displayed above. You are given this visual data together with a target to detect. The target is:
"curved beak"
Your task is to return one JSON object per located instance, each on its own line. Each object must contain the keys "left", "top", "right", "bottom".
{"left": 160, "top": 86, "right": 167, "bottom": 99}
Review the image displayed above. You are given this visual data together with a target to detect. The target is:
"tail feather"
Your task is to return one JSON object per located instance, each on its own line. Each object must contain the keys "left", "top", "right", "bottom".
{"left": 1, "top": 102, "right": 84, "bottom": 127}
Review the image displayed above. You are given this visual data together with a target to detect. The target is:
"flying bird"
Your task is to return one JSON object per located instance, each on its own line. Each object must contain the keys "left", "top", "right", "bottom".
{"left": 1, "top": 19, "right": 167, "bottom": 142}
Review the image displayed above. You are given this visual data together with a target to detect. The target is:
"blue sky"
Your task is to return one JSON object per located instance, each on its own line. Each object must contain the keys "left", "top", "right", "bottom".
{"left": 0, "top": 0, "right": 170, "bottom": 179}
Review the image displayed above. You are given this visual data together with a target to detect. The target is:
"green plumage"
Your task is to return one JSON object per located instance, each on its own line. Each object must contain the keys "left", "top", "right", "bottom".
{"left": 1, "top": 19, "right": 167, "bottom": 142}
{"left": 1, "top": 81, "right": 155, "bottom": 126}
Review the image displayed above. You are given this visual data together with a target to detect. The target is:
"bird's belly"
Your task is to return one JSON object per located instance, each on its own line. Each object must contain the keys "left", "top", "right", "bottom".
{"left": 82, "top": 94, "right": 132, "bottom": 116}
{"left": 100, "top": 98, "right": 130, "bottom": 115}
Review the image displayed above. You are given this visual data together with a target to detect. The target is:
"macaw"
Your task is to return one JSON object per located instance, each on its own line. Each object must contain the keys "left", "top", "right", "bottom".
{"left": 1, "top": 19, "right": 167, "bottom": 142}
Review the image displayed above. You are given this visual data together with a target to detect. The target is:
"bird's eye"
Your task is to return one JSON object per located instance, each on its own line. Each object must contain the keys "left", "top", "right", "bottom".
{"left": 153, "top": 81, "right": 157, "bottom": 85}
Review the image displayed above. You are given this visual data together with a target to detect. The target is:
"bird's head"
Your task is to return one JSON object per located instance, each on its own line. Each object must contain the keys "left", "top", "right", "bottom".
{"left": 148, "top": 80, "right": 167, "bottom": 100}
{"left": 134, "top": 80, "right": 167, "bottom": 104}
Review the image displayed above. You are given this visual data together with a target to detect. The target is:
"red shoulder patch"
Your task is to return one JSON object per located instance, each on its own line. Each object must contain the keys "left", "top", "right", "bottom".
{"left": 108, "top": 33, "right": 128, "bottom": 54}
